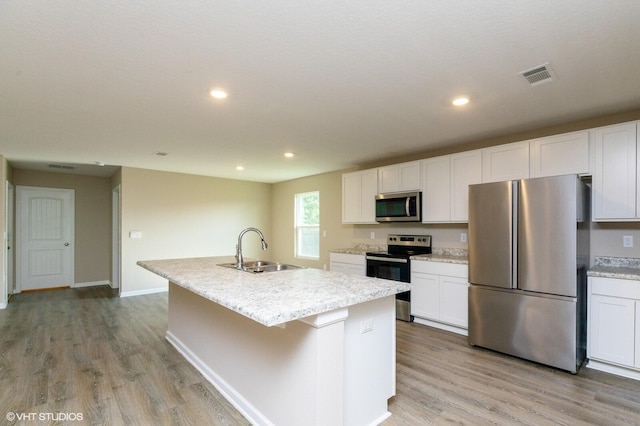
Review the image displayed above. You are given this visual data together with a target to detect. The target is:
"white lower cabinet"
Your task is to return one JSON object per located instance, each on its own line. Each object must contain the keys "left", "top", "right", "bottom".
{"left": 588, "top": 277, "right": 640, "bottom": 379}
{"left": 329, "top": 253, "right": 366, "bottom": 276}
{"left": 411, "top": 260, "right": 469, "bottom": 335}
{"left": 590, "top": 294, "right": 635, "bottom": 366}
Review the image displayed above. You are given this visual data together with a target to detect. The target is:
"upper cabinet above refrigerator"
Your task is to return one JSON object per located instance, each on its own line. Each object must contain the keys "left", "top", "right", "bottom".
{"left": 481, "top": 142, "right": 530, "bottom": 183}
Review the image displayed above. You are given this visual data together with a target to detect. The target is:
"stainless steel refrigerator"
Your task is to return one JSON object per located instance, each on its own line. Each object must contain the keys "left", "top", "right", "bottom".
{"left": 468, "top": 175, "right": 590, "bottom": 373}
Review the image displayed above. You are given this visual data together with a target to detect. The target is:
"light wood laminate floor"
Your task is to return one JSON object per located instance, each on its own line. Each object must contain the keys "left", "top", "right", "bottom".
{"left": 1, "top": 286, "right": 639, "bottom": 425}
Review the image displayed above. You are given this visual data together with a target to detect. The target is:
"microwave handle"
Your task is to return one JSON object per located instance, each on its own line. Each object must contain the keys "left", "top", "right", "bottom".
{"left": 405, "top": 197, "right": 410, "bottom": 216}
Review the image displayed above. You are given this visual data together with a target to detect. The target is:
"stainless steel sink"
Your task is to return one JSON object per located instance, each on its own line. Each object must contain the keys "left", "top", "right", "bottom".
{"left": 218, "top": 261, "right": 304, "bottom": 273}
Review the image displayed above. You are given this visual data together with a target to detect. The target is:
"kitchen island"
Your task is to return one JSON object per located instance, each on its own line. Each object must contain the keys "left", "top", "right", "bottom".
{"left": 137, "top": 256, "right": 410, "bottom": 426}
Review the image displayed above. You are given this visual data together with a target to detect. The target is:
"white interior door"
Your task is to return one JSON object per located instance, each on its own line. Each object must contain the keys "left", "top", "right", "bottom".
{"left": 16, "top": 186, "right": 75, "bottom": 291}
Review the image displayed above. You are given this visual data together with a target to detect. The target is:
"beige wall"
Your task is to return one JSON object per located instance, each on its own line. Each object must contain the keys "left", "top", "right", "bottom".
{"left": 12, "top": 169, "right": 112, "bottom": 285}
{"left": 119, "top": 167, "right": 272, "bottom": 294}
{"left": 271, "top": 170, "right": 354, "bottom": 269}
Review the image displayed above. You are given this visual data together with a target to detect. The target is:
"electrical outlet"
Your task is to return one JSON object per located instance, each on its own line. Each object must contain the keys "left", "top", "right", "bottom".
{"left": 624, "top": 235, "right": 634, "bottom": 248}
{"left": 360, "top": 319, "right": 373, "bottom": 334}
{"left": 370, "top": 231, "right": 375, "bottom": 240}
{"left": 460, "top": 232, "right": 467, "bottom": 243}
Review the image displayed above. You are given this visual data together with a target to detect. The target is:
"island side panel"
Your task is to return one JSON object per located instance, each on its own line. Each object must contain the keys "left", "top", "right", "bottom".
{"left": 166, "top": 282, "right": 346, "bottom": 425}
{"left": 343, "top": 295, "right": 396, "bottom": 425}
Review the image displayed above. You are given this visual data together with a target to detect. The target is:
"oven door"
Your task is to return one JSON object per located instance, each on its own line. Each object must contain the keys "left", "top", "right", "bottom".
{"left": 366, "top": 255, "right": 412, "bottom": 321}
{"left": 366, "top": 255, "right": 410, "bottom": 282}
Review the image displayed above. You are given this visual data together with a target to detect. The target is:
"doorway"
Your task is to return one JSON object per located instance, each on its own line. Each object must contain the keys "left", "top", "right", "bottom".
{"left": 112, "top": 185, "right": 121, "bottom": 292}
{"left": 3, "top": 182, "right": 14, "bottom": 307}
{"left": 16, "top": 186, "right": 75, "bottom": 291}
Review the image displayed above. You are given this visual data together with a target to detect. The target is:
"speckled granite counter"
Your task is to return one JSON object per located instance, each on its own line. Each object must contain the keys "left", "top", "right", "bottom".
{"left": 138, "top": 256, "right": 410, "bottom": 327}
{"left": 411, "top": 248, "right": 469, "bottom": 264}
{"left": 330, "top": 248, "right": 370, "bottom": 255}
{"left": 331, "top": 246, "right": 469, "bottom": 264}
{"left": 588, "top": 256, "right": 640, "bottom": 281}
{"left": 330, "top": 242, "right": 386, "bottom": 255}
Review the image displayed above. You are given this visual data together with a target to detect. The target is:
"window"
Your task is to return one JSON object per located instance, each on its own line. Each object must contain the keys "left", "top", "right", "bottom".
{"left": 295, "top": 191, "right": 319, "bottom": 259}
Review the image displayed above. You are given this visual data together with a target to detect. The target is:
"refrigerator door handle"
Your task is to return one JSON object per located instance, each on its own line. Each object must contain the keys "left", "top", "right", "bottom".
{"left": 512, "top": 180, "right": 518, "bottom": 289}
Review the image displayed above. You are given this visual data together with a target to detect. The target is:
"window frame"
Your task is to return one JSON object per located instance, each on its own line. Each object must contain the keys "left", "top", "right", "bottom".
{"left": 294, "top": 191, "right": 320, "bottom": 260}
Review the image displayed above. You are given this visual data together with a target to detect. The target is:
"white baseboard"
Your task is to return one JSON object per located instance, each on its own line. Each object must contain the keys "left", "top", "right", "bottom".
{"left": 73, "top": 280, "right": 111, "bottom": 288}
{"left": 0, "top": 301, "right": 7, "bottom": 309}
{"left": 587, "top": 359, "right": 640, "bottom": 381}
{"left": 165, "top": 331, "right": 269, "bottom": 426}
{"left": 413, "top": 317, "right": 468, "bottom": 336}
{"left": 120, "top": 287, "right": 168, "bottom": 298}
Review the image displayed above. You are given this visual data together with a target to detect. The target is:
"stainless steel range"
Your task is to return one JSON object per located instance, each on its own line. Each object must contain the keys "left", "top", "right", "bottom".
{"left": 366, "top": 234, "right": 432, "bottom": 322}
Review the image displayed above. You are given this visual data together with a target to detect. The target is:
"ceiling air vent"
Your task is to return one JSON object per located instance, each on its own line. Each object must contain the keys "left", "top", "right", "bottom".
{"left": 519, "top": 63, "right": 556, "bottom": 87}
{"left": 48, "top": 164, "right": 76, "bottom": 170}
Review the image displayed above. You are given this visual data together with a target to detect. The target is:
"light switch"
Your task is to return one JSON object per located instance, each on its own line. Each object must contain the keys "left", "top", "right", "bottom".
{"left": 129, "top": 230, "right": 142, "bottom": 239}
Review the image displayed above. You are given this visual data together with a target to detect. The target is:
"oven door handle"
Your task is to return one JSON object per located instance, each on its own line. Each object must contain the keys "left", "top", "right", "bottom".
{"left": 366, "top": 256, "right": 408, "bottom": 263}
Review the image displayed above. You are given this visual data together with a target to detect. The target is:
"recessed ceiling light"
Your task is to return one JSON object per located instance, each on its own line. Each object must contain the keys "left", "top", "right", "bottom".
{"left": 284, "top": 152, "right": 294, "bottom": 158}
{"left": 210, "top": 88, "right": 228, "bottom": 99}
{"left": 94, "top": 161, "right": 105, "bottom": 166}
{"left": 236, "top": 165, "right": 244, "bottom": 171}
{"left": 452, "top": 96, "right": 470, "bottom": 106}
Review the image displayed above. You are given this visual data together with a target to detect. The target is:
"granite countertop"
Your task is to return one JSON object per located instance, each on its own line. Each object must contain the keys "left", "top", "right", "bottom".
{"left": 588, "top": 256, "right": 640, "bottom": 281}
{"left": 411, "top": 248, "right": 468, "bottom": 265}
{"left": 330, "top": 248, "right": 370, "bottom": 255}
{"left": 137, "top": 256, "right": 410, "bottom": 327}
{"left": 331, "top": 246, "right": 469, "bottom": 264}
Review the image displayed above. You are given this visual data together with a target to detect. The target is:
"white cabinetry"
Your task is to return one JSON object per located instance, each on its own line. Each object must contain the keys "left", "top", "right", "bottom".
{"left": 329, "top": 253, "right": 366, "bottom": 276}
{"left": 482, "top": 142, "right": 530, "bottom": 183}
{"left": 593, "top": 122, "right": 639, "bottom": 221}
{"left": 421, "top": 156, "right": 451, "bottom": 222}
{"left": 588, "top": 276, "right": 640, "bottom": 379}
{"left": 411, "top": 260, "right": 469, "bottom": 335}
{"left": 377, "top": 161, "right": 421, "bottom": 193}
{"left": 342, "top": 169, "right": 378, "bottom": 224}
{"left": 450, "top": 150, "right": 482, "bottom": 222}
{"left": 421, "top": 151, "right": 481, "bottom": 223}
{"left": 530, "top": 130, "right": 590, "bottom": 177}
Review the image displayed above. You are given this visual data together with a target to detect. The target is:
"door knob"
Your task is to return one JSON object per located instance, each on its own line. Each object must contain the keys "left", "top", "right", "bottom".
{"left": 64, "top": 243, "right": 70, "bottom": 246}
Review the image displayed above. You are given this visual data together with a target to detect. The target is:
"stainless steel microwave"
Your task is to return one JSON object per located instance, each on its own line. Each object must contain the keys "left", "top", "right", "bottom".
{"left": 375, "top": 191, "right": 422, "bottom": 222}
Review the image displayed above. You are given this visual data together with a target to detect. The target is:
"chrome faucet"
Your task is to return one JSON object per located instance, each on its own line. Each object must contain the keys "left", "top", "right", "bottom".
{"left": 235, "top": 227, "right": 268, "bottom": 269}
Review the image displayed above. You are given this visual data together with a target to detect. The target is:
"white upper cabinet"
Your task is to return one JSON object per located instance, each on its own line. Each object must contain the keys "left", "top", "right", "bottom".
{"left": 593, "top": 122, "right": 638, "bottom": 220}
{"left": 421, "top": 156, "right": 451, "bottom": 223}
{"left": 377, "top": 161, "right": 422, "bottom": 193}
{"left": 530, "top": 130, "right": 590, "bottom": 178}
{"left": 450, "top": 150, "right": 482, "bottom": 222}
{"left": 482, "top": 141, "right": 530, "bottom": 183}
{"left": 342, "top": 168, "right": 378, "bottom": 224}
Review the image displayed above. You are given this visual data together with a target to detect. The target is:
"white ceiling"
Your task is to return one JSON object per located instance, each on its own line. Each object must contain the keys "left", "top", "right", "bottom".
{"left": 1, "top": 1, "right": 640, "bottom": 182}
